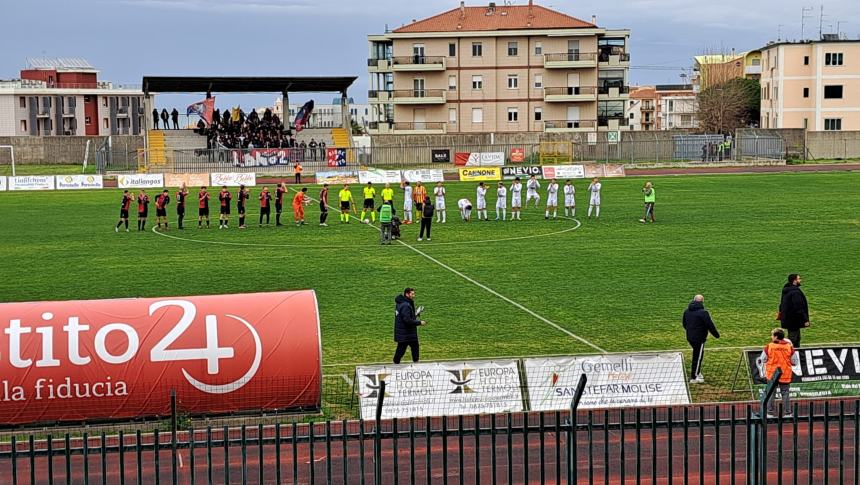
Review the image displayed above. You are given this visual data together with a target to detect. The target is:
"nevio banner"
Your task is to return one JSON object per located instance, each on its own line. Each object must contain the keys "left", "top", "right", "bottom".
{"left": 0, "top": 291, "right": 322, "bottom": 425}
{"left": 502, "top": 166, "right": 543, "bottom": 180}
{"left": 745, "top": 346, "right": 860, "bottom": 399}
{"left": 523, "top": 353, "right": 690, "bottom": 411}
{"left": 356, "top": 360, "right": 523, "bottom": 420}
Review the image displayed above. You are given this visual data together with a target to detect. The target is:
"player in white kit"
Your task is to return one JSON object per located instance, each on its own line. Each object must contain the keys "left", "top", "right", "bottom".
{"left": 402, "top": 181, "right": 414, "bottom": 224}
{"left": 476, "top": 182, "right": 488, "bottom": 220}
{"left": 563, "top": 180, "right": 576, "bottom": 217}
{"left": 433, "top": 182, "right": 447, "bottom": 223}
{"left": 509, "top": 177, "right": 523, "bottom": 220}
{"left": 545, "top": 179, "right": 559, "bottom": 219}
{"left": 526, "top": 175, "right": 541, "bottom": 208}
{"left": 458, "top": 198, "right": 473, "bottom": 222}
{"left": 495, "top": 182, "right": 508, "bottom": 221}
{"left": 587, "top": 177, "right": 602, "bottom": 218}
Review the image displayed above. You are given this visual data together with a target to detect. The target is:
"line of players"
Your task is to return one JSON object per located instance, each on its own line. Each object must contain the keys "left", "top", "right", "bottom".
{"left": 114, "top": 176, "right": 604, "bottom": 232}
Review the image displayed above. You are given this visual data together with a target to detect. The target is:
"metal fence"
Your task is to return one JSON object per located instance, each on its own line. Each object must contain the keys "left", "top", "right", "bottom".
{"left": 1, "top": 398, "right": 856, "bottom": 484}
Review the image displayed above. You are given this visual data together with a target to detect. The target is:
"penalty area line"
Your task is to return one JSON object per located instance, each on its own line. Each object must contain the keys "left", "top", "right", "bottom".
{"left": 292, "top": 188, "right": 606, "bottom": 354}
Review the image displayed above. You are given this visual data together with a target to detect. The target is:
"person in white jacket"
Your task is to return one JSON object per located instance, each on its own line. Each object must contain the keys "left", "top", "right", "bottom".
{"left": 495, "top": 182, "right": 507, "bottom": 221}
{"left": 587, "top": 177, "right": 601, "bottom": 218}
{"left": 476, "top": 182, "right": 488, "bottom": 221}
{"left": 509, "top": 177, "right": 523, "bottom": 220}
{"left": 563, "top": 180, "right": 576, "bottom": 217}
{"left": 433, "top": 182, "right": 447, "bottom": 223}
{"left": 526, "top": 175, "right": 541, "bottom": 208}
{"left": 545, "top": 179, "right": 559, "bottom": 219}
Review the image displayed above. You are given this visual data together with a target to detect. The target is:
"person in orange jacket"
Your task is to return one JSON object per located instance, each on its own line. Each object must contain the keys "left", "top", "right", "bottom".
{"left": 756, "top": 328, "right": 800, "bottom": 418}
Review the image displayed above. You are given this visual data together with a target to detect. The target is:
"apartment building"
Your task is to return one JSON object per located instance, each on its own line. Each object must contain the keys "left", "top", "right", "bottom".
{"left": 0, "top": 58, "right": 144, "bottom": 136}
{"left": 628, "top": 85, "right": 697, "bottom": 130}
{"left": 760, "top": 37, "right": 860, "bottom": 131}
{"left": 261, "top": 97, "right": 371, "bottom": 130}
{"left": 628, "top": 86, "right": 655, "bottom": 130}
{"left": 692, "top": 50, "right": 761, "bottom": 91}
{"left": 367, "top": 1, "right": 630, "bottom": 135}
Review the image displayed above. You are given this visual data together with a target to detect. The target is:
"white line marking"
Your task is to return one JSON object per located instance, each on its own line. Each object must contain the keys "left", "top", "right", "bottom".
{"left": 321, "top": 341, "right": 860, "bottom": 367}
{"left": 294, "top": 189, "right": 604, "bottom": 354}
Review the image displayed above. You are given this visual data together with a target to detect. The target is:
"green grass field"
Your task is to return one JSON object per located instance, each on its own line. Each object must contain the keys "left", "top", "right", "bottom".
{"left": 1, "top": 171, "right": 858, "bottom": 416}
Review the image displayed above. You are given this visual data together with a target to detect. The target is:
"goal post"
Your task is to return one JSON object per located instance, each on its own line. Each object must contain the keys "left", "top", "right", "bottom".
{"left": 539, "top": 141, "right": 572, "bottom": 165}
{"left": 0, "top": 145, "right": 14, "bottom": 176}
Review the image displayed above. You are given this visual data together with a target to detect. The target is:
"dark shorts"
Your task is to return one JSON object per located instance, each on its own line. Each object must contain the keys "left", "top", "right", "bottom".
{"left": 156, "top": 208, "right": 167, "bottom": 217}
{"left": 199, "top": 207, "right": 209, "bottom": 217}
{"left": 237, "top": 204, "right": 245, "bottom": 215}
{"left": 416, "top": 203, "right": 423, "bottom": 211}
{"left": 275, "top": 202, "right": 283, "bottom": 213}
{"left": 177, "top": 205, "right": 185, "bottom": 215}
{"left": 363, "top": 198, "right": 374, "bottom": 209}
{"left": 340, "top": 201, "right": 350, "bottom": 211}
{"left": 260, "top": 206, "right": 270, "bottom": 214}
{"left": 120, "top": 209, "right": 129, "bottom": 219}
{"left": 319, "top": 201, "right": 328, "bottom": 212}
{"left": 220, "top": 206, "right": 230, "bottom": 215}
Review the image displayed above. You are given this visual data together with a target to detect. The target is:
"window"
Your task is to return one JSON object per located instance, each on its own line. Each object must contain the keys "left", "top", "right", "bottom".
{"left": 449, "top": 108, "right": 457, "bottom": 123}
{"left": 448, "top": 75, "right": 457, "bottom": 91}
{"left": 803, "top": 118, "right": 808, "bottom": 129}
{"left": 103, "top": 118, "right": 109, "bottom": 129}
{"left": 680, "top": 114, "right": 693, "bottom": 126}
{"left": 824, "top": 118, "right": 842, "bottom": 131}
{"left": 472, "top": 42, "right": 482, "bottom": 57}
{"left": 629, "top": 113, "right": 634, "bottom": 119}
{"left": 773, "top": 87, "right": 778, "bottom": 99}
{"left": 507, "top": 108, "right": 518, "bottom": 122}
{"left": 472, "top": 75, "right": 483, "bottom": 90}
{"left": 18, "top": 97, "right": 25, "bottom": 108}
{"left": 85, "top": 116, "right": 91, "bottom": 125}
{"left": 597, "top": 69, "right": 625, "bottom": 90}
{"left": 803, "top": 87, "right": 809, "bottom": 98}
{"left": 20, "top": 120, "right": 27, "bottom": 132}
{"left": 534, "top": 107, "right": 542, "bottom": 121}
{"left": 449, "top": 43, "right": 456, "bottom": 57}
{"left": 534, "top": 42, "right": 542, "bottom": 55}
{"left": 803, "top": 56, "right": 809, "bottom": 65}
{"left": 507, "top": 75, "right": 518, "bottom": 89}
{"left": 472, "top": 108, "right": 483, "bottom": 123}
{"left": 507, "top": 42, "right": 518, "bottom": 56}
{"left": 102, "top": 98, "right": 108, "bottom": 107}
{"left": 825, "top": 53, "right": 843, "bottom": 66}
{"left": 667, "top": 100, "right": 674, "bottom": 112}
{"left": 824, "top": 85, "right": 843, "bottom": 99}
{"left": 598, "top": 100, "right": 624, "bottom": 123}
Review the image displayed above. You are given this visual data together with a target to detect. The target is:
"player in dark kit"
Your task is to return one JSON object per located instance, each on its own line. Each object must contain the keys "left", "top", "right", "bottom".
{"left": 275, "top": 182, "right": 286, "bottom": 226}
{"left": 319, "top": 183, "right": 329, "bottom": 227}
{"left": 136, "top": 190, "right": 150, "bottom": 231}
{"left": 115, "top": 190, "right": 132, "bottom": 232}
{"left": 259, "top": 186, "right": 272, "bottom": 226}
{"left": 154, "top": 189, "right": 171, "bottom": 229}
{"left": 197, "top": 186, "right": 210, "bottom": 228}
{"left": 175, "top": 184, "right": 189, "bottom": 229}
{"left": 236, "top": 184, "right": 249, "bottom": 229}
{"left": 218, "top": 185, "right": 232, "bottom": 229}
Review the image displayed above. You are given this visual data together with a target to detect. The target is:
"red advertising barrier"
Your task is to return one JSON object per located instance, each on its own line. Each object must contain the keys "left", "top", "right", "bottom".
{"left": 0, "top": 291, "right": 321, "bottom": 425}
{"left": 454, "top": 152, "right": 471, "bottom": 166}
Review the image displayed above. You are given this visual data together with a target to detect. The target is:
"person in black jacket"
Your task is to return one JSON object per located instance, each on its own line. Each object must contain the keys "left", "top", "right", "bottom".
{"left": 682, "top": 294, "right": 720, "bottom": 384}
{"left": 418, "top": 197, "right": 434, "bottom": 241}
{"left": 779, "top": 274, "right": 809, "bottom": 347}
{"left": 171, "top": 108, "right": 179, "bottom": 129}
{"left": 393, "top": 288, "right": 426, "bottom": 364}
{"left": 160, "top": 109, "right": 170, "bottom": 130}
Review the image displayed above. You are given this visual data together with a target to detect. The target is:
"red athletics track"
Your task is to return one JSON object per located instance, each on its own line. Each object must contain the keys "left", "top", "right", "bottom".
{"left": 3, "top": 399, "right": 858, "bottom": 484}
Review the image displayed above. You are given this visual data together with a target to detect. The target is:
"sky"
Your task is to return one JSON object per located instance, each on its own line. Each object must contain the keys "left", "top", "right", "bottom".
{"left": 1, "top": 0, "right": 857, "bottom": 110}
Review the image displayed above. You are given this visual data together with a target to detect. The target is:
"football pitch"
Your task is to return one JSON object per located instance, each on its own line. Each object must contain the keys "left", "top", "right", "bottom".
{"left": 1, "top": 171, "right": 859, "bottom": 415}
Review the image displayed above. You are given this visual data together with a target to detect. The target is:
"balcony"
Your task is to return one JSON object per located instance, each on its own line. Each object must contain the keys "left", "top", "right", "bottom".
{"left": 543, "top": 86, "right": 597, "bottom": 103}
{"left": 62, "top": 106, "right": 76, "bottom": 117}
{"left": 641, "top": 103, "right": 655, "bottom": 112}
{"left": 392, "top": 89, "right": 446, "bottom": 104}
{"left": 598, "top": 85, "right": 630, "bottom": 99}
{"left": 117, "top": 106, "right": 130, "bottom": 117}
{"left": 598, "top": 52, "right": 631, "bottom": 66}
{"left": 543, "top": 52, "right": 597, "bottom": 69}
{"left": 544, "top": 119, "right": 597, "bottom": 132}
{"left": 391, "top": 56, "right": 446, "bottom": 72}
{"left": 745, "top": 64, "right": 762, "bottom": 75}
{"left": 37, "top": 106, "right": 51, "bottom": 117}
{"left": 368, "top": 90, "right": 393, "bottom": 103}
{"left": 393, "top": 121, "right": 446, "bottom": 134}
{"left": 367, "top": 58, "right": 392, "bottom": 72}
{"left": 598, "top": 116, "right": 625, "bottom": 129}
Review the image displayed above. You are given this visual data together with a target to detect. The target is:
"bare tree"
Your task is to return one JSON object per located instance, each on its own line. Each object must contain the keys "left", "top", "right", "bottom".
{"left": 695, "top": 48, "right": 752, "bottom": 134}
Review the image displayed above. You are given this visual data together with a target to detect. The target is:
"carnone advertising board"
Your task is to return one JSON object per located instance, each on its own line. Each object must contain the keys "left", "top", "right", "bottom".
{"left": 0, "top": 291, "right": 322, "bottom": 425}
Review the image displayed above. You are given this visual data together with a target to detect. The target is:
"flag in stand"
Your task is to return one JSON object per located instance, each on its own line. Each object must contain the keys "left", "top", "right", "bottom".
{"left": 326, "top": 148, "right": 346, "bottom": 167}
{"left": 187, "top": 98, "right": 215, "bottom": 125}
{"left": 294, "top": 100, "right": 314, "bottom": 133}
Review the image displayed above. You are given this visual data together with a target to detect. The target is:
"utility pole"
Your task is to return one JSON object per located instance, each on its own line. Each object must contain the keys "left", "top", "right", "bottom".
{"left": 778, "top": 24, "right": 784, "bottom": 41}
{"left": 818, "top": 5, "right": 825, "bottom": 40}
{"left": 801, "top": 6, "right": 813, "bottom": 40}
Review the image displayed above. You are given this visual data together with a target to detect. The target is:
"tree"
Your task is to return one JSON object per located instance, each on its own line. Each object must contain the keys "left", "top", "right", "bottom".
{"left": 695, "top": 48, "right": 760, "bottom": 133}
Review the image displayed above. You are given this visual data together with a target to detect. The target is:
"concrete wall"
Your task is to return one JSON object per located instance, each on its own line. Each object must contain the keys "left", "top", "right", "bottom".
{"left": 0, "top": 135, "right": 144, "bottom": 165}
{"left": 806, "top": 131, "right": 860, "bottom": 160}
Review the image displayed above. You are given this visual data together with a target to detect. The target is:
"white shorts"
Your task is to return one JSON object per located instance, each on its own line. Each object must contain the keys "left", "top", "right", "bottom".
{"left": 496, "top": 199, "right": 507, "bottom": 209}
{"left": 511, "top": 195, "right": 522, "bottom": 208}
{"left": 590, "top": 196, "right": 601, "bottom": 206}
{"left": 404, "top": 200, "right": 413, "bottom": 211}
{"left": 435, "top": 198, "right": 446, "bottom": 210}
{"left": 527, "top": 190, "right": 539, "bottom": 200}
{"left": 477, "top": 198, "right": 486, "bottom": 210}
{"left": 547, "top": 195, "right": 558, "bottom": 206}
{"left": 565, "top": 196, "right": 575, "bottom": 207}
